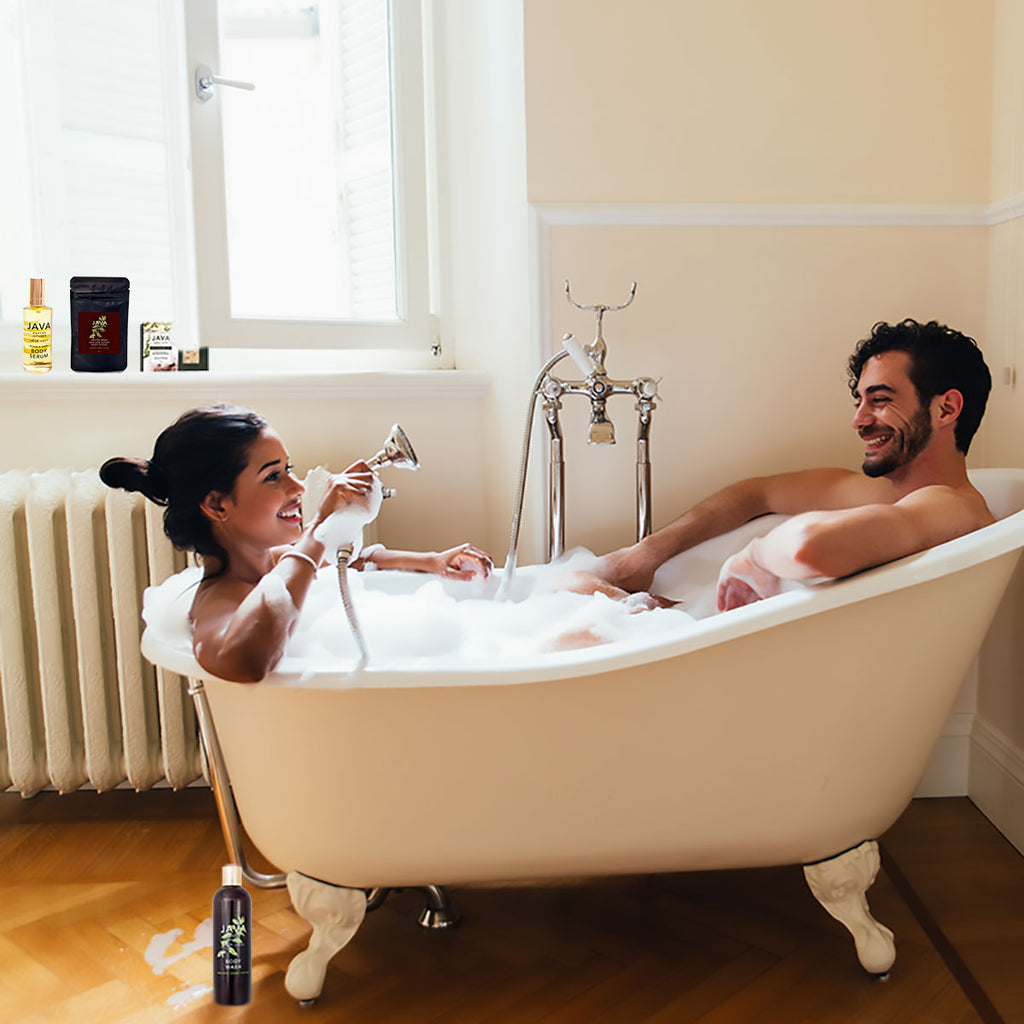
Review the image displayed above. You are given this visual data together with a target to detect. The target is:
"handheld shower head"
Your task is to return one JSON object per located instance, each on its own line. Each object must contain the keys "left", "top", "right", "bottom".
{"left": 562, "top": 333, "right": 596, "bottom": 377}
{"left": 366, "top": 423, "right": 419, "bottom": 472}
{"left": 316, "top": 424, "right": 419, "bottom": 555}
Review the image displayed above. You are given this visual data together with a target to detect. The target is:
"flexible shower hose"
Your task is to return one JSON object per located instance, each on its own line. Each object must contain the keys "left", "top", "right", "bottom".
{"left": 335, "top": 546, "right": 370, "bottom": 669}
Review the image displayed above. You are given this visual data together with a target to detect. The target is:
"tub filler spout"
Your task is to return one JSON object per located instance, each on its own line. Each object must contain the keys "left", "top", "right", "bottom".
{"left": 500, "top": 281, "right": 659, "bottom": 594}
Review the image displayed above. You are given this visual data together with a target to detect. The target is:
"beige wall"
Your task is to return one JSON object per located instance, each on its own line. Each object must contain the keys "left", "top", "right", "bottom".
{"left": 525, "top": 0, "right": 993, "bottom": 204}
{"left": 989, "top": 0, "right": 1024, "bottom": 200}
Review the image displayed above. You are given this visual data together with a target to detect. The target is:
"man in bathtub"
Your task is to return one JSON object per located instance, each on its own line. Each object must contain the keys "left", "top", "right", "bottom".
{"left": 598, "top": 318, "right": 994, "bottom": 611}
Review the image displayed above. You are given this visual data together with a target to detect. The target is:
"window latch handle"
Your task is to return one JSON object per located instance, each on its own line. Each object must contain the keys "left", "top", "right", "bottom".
{"left": 195, "top": 64, "right": 255, "bottom": 103}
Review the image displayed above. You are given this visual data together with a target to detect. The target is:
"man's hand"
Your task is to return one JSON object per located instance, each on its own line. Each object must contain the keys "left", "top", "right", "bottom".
{"left": 597, "top": 543, "right": 658, "bottom": 594}
{"left": 716, "top": 539, "right": 784, "bottom": 611}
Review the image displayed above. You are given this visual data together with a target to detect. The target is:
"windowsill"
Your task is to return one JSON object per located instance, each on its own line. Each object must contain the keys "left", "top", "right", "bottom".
{"left": 0, "top": 347, "right": 491, "bottom": 399}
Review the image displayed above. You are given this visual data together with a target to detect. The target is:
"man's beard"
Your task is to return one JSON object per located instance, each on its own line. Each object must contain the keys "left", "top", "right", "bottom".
{"left": 861, "top": 406, "right": 933, "bottom": 478}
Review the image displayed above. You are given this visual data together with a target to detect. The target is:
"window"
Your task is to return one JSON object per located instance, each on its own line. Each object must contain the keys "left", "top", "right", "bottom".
{"left": 0, "top": 0, "right": 187, "bottom": 339}
{"left": 1, "top": 0, "right": 434, "bottom": 355}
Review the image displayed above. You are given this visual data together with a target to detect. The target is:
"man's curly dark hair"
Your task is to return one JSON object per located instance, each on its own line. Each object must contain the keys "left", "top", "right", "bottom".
{"left": 846, "top": 319, "right": 991, "bottom": 454}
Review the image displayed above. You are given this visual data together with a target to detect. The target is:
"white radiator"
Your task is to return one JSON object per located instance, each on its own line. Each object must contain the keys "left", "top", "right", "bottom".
{"left": 0, "top": 466, "right": 355, "bottom": 796}
{"left": 0, "top": 468, "right": 199, "bottom": 795}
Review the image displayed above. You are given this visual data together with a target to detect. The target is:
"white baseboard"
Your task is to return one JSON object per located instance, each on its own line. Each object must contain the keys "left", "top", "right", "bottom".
{"left": 915, "top": 713, "right": 973, "bottom": 798}
{"left": 969, "top": 716, "right": 1024, "bottom": 856}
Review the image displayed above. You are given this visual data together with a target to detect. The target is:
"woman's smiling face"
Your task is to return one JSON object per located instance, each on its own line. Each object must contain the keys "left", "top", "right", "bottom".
{"left": 216, "top": 428, "right": 305, "bottom": 548}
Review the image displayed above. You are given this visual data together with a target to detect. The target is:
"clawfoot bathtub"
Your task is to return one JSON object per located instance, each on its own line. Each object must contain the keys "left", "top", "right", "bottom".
{"left": 141, "top": 469, "right": 1024, "bottom": 1003}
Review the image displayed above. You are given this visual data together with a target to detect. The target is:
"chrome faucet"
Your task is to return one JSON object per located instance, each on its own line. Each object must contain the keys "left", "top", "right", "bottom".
{"left": 499, "top": 282, "right": 659, "bottom": 597}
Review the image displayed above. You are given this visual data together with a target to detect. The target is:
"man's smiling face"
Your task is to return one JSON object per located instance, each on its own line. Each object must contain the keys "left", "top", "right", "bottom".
{"left": 851, "top": 351, "right": 934, "bottom": 478}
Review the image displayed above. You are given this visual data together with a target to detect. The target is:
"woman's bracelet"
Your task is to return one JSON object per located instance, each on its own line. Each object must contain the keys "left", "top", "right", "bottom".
{"left": 277, "top": 549, "right": 320, "bottom": 572}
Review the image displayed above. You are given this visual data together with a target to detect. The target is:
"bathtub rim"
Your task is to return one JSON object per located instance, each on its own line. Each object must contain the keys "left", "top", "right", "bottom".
{"left": 140, "top": 468, "right": 1024, "bottom": 690}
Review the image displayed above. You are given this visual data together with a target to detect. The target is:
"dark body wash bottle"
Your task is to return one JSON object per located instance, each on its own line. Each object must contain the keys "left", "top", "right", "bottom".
{"left": 213, "top": 864, "right": 252, "bottom": 1005}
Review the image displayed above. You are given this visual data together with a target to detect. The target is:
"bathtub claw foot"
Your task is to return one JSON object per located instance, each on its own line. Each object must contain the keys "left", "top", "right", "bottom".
{"left": 804, "top": 840, "right": 896, "bottom": 976}
{"left": 417, "top": 885, "right": 460, "bottom": 929}
{"left": 285, "top": 872, "right": 367, "bottom": 1004}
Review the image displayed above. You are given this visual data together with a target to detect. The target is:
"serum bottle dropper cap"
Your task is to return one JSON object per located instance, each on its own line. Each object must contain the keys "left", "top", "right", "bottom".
{"left": 29, "top": 278, "right": 46, "bottom": 307}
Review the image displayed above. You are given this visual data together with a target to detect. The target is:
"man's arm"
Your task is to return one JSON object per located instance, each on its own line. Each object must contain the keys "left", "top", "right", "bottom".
{"left": 600, "top": 468, "right": 880, "bottom": 592}
{"left": 716, "top": 485, "right": 992, "bottom": 610}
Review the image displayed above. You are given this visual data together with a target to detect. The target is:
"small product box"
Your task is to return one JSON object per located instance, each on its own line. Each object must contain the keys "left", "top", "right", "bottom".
{"left": 140, "top": 322, "right": 178, "bottom": 372}
{"left": 178, "top": 346, "right": 209, "bottom": 371}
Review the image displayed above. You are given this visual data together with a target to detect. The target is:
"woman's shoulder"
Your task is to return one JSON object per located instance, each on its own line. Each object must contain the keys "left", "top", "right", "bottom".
{"left": 189, "top": 573, "right": 258, "bottom": 625}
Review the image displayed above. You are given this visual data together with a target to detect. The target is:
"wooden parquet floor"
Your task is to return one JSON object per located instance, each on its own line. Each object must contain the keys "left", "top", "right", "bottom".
{"left": 0, "top": 791, "right": 1019, "bottom": 1023}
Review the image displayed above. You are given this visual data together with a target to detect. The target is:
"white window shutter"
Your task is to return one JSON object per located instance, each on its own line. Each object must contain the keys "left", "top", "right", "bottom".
{"left": 338, "top": 0, "right": 397, "bottom": 319}
{"left": 26, "top": 0, "right": 179, "bottom": 322}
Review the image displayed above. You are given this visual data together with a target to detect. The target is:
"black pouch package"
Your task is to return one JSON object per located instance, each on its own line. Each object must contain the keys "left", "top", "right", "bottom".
{"left": 70, "top": 276, "right": 130, "bottom": 372}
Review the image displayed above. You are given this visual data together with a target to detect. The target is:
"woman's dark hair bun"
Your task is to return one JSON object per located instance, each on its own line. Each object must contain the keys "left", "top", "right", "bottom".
{"left": 98, "top": 405, "right": 267, "bottom": 573}
{"left": 99, "top": 457, "right": 169, "bottom": 504}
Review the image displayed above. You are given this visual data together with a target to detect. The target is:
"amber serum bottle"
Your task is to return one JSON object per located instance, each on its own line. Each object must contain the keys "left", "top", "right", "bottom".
{"left": 23, "top": 277, "right": 52, "bottom": 373}
{"left": 213, "top": 864, "right": 252, "bottom": 1005}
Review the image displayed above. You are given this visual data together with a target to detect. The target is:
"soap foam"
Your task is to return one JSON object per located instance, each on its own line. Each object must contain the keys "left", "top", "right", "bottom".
{"left": 255, "top": 571, "right": 296, "bottom": 613}
{"left": 143, "top": 548, "right": 699, "bottom": 679}
{"left": 144, "top": 918, "right": 212, "bottom": 976}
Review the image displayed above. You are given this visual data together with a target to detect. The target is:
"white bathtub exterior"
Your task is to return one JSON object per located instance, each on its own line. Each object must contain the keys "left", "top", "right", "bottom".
{"left": 141, "top": 469, "right": 1024, "bottom": 890}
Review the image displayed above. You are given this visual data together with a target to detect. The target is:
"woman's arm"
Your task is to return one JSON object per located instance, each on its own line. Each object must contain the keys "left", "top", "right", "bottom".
{"left": 191, "top": 548, "right": 323, "bottom": 682}
{"left": 360, "top": 542, "right": 493, "bottom": 581}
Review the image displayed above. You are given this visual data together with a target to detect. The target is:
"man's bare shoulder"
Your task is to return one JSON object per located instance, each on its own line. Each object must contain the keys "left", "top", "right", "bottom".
{"left": 895, "top": 481, "right": 996, "bottom": 531}
{"left": 761, "top": 467, "right": 895, "bottom": 515}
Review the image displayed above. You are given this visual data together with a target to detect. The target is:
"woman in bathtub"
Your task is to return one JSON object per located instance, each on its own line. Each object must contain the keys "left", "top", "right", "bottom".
{"left": 101, "top": 405, "right": 493, "bottom": 682}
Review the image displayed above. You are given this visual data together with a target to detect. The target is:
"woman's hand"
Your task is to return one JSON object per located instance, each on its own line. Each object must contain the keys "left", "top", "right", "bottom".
{"left": 431, "top": 543, "right": 493, "bottom": 580}
{"left": 313, "top": 460, "right": 376, "bottom": 525}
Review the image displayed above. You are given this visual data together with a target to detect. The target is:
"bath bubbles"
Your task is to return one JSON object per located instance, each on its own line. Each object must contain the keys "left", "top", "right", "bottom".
{"left": 255, "top": 571, "right": 296, "bottom": 613}
{"left": 142, "top": 548, "right": 700, "bottom": 678}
